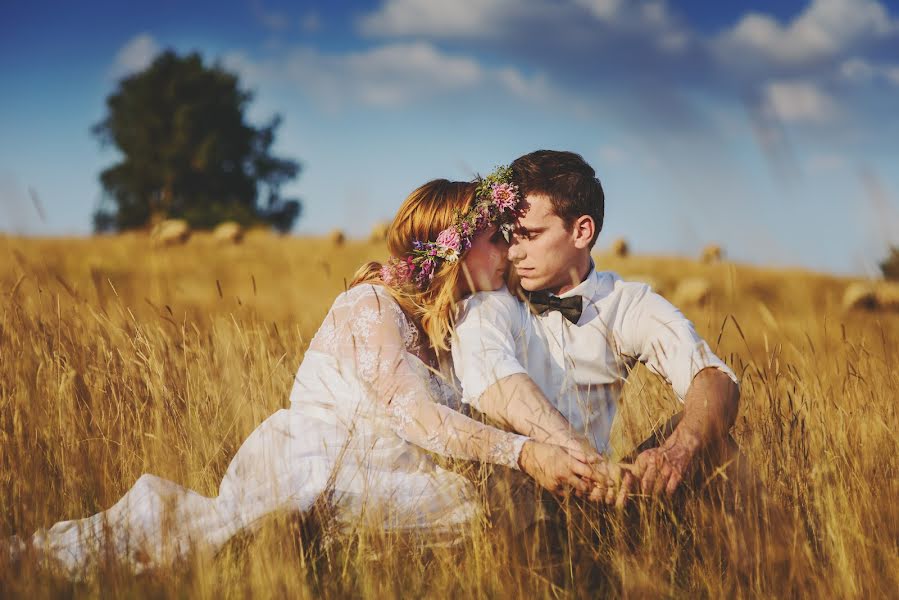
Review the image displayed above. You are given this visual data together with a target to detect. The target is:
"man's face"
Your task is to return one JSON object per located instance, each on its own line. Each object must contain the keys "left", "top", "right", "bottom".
{"left": 508, "top": 193, "right": 584, "bottom": 292}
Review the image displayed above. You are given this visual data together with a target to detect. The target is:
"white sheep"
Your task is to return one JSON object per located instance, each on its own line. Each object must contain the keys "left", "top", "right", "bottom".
{"left": 212, "top": 221, "right": 244, "bottom": 244}
{"left": 842, "top": 282, "right": 878, "bottom": 311}
{"left": 673, "top": 277, "right": 712, "bottom": 307}
{"left": 151, "top": 219, "right": 191, "bottom": 246}
{"left": 875, "top": 281, "right": 899, "bottom": 311}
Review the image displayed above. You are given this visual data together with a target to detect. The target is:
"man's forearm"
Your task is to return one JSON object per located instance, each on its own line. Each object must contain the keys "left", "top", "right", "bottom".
{"left": 670, "top": 367, "right": 740, "bottom": 452}
{"left": 476, "top": 374, "right": 596, "bottom": 453}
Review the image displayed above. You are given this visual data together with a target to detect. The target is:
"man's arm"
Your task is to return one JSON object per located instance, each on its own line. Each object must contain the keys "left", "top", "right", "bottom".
{"left": 613, "top": 280, "right": 741, "bottom": 501}
{"left": 476, "top": 373, "right": 596, "bottom": 454}
{"left": 631, "top": 366, "right": 740, "bottom": 497}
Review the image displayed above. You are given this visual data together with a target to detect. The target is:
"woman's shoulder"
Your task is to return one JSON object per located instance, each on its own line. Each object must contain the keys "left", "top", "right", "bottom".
{"left": 332, "top": 283, "right": 418, "bottom": 344}
{"left": 335, "top": 282, "right": 400, "bottom": 312}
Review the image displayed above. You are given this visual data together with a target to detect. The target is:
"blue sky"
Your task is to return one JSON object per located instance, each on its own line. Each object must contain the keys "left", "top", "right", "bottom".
{"left": 2, "top": 0, "right": 898, "bottom": 275}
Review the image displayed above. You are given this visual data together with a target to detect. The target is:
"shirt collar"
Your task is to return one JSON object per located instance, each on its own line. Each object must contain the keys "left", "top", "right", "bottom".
{"left": 557, "top": 258, "right": 599, "bottom": 300}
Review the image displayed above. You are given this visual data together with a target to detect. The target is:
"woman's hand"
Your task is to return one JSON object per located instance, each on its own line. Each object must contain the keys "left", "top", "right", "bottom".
{"left": 585, "top": 461, "right": 641, "bottom": 509}
{"left": 517, "top": 441, "right": 603, "bottom": 497}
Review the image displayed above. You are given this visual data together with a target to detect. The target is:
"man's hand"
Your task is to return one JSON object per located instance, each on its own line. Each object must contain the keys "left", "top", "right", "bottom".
{"left": 585, "top": 461, "right": 640, "bottom": 508}
{"left": 632, "top": 426, "right": 702, "bottom": 497}
{"left": 518, "top": 441, "right": 604, "bottom": 497}
{"left": 630, "top": 367, "right": 740, "bottom": 498}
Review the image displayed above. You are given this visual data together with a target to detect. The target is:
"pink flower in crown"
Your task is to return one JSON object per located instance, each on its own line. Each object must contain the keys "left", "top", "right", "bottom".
{"left": 379, "top": 264, "right": 395, "bottom": 285}
{"left": 492, "top": 182, "right": 518, "bottom": 212}
{"left": 393, "top": 258, "right": 412, "bottom": 282}
{"left": 436, "top": 227, "right": 462, "bottom": 252}
{"left": 380, "top": 259, "right": 411, "bottom": 286}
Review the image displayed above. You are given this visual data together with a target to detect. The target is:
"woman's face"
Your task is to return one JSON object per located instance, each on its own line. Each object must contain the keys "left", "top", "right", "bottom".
{"left": 461, "top": 226, "right": 509, "bottom": 294}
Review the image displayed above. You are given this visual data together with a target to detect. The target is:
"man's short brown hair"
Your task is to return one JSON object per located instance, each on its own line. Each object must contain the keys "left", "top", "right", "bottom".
{"left": 510, "top": 150, "right": 604, "bottom": 247}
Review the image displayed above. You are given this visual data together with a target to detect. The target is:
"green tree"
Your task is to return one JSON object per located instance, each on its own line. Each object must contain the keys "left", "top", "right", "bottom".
{"left": 880, "top": 246, "right": 899, "bottom": 281}
{"left": 92, "top": 50, "right": 300, "bottom": 232}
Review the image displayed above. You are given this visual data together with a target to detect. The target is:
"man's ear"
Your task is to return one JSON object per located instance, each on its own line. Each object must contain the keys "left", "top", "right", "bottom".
{"left": 572, "top": 215, "right": 595, "bottom": 249}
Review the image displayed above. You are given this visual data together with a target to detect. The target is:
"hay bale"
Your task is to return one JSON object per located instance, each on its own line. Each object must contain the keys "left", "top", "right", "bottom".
{"left": 875, "top": 281, "right": 899, "bottom": 311}
{"left": 673, "top": 277, "right": 712, "bottom": 307}
{"left": 328, "top": 229, "right": 346, "bottom": 246}
{"left": 701, "top": 244, "right": 723, "bottom": 264}
{"left": 369, "top": 222, "right": 389, "bottom": 242}
{"left": 151, "top": 219, "right": 191, "bottom": 246}
{"left": 610, "top": 238, "right": 629, "bottom": 257}
{"left": 212, "top": 221, "right": 243, "bottom": 244}
{"left": 842, "top": 282, "right": 877, "bottom": 311}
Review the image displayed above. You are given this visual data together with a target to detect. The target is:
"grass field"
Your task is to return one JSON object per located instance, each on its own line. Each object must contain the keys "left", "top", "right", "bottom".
{"left": 1, "top": 233, "right": 897, "bottom": 598}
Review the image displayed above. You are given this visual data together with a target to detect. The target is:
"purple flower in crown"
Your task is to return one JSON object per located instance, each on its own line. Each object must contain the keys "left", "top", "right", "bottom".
{"left": 492, "top": 182, "right": 519, "bottom": 213}
{"left": 418, "top": 259, "right": 436, "bottom": 283}
{"left": 472, "top": 204, "right": 490, "bottom": 231}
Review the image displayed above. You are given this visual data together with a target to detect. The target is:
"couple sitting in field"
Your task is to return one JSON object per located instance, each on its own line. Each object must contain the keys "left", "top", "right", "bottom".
{"left": 9, "top": 150, "right": 740, "bottom": 578}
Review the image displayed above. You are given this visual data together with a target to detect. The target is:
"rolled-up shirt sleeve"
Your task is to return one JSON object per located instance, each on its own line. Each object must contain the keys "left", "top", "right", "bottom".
{"left": 615, "top": 282, "right": 739, "bottom": 401}
{"left": 451, "top": 291, "right": 528, "bottom": 410}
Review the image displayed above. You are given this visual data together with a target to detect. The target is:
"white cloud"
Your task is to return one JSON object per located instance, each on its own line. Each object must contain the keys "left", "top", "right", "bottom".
{"left": 763, "top": 80, "right": 839, "bottom": 123}
{"left": 111, "top": 33, "right": 160, "bottom": 78}
{"left": 575, "top": 0, "right": 624, "bottom": 21}
{"left": 360, "top": 0, "right": 688, "bottom": 49}
{"left": 841, "top": 57, "right": 899, "bottom": 86}
{"left": 496, "top": 67, "right": 593, "bottom": 116}
{"left": 359, "top": 0, "right": 513, "bottom": 37}
{"left": 224, "top": 40, "right": 589, "bottom": 115}
{"left": 840, "top": 57, "right": 876, "bottom": 81}
{"left": 575, "top": 0, "right": 690, "bottom": 52}
{"left": 225, "top": 42, "right": 485, "bottom": 109}
{"left": 716, "top": 0, "right": 897, "bottom": 67}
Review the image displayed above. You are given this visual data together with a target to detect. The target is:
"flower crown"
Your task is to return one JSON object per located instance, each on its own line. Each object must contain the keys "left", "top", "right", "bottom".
{"left": 380, "top": 165, "right": 521, "bottom": 289}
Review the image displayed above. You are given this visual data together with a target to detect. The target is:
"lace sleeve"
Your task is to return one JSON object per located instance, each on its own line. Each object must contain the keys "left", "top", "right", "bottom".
{"left": 318, "top": 285, "right": 529, "bottom": 470}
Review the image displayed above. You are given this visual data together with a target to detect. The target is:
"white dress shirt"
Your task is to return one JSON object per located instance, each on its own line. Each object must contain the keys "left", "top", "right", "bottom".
{"left": 451, "top": 269, "right": 739, "bottom": 452}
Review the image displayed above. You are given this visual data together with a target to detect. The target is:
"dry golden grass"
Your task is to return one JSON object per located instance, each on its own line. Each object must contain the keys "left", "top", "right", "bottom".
{"left": 1, "top": 233, "right": 898, "bottom": 598}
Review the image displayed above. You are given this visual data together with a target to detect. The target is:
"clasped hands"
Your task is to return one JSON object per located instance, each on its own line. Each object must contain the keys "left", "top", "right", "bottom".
{"left": 519, "top": 431, "right": 701, "bottom": 508}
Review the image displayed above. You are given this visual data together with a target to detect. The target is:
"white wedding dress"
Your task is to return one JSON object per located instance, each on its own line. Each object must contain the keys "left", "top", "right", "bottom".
{"left": 19, "top": 284, "right": 529, "bottom": 578}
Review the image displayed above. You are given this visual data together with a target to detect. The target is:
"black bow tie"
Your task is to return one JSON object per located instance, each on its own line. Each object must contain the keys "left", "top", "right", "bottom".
{"left": 523, "top": 290, "right": 583, "bottom": 324}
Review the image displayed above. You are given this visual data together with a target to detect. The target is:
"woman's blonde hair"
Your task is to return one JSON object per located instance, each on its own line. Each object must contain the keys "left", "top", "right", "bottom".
{"left": 349, "top": 179, "right": 478, "bottom": 353}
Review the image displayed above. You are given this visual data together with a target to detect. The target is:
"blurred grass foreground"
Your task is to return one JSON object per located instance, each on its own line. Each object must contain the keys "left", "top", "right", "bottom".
{"left": 1, "top": 232, "right": 898, "bottom": 598}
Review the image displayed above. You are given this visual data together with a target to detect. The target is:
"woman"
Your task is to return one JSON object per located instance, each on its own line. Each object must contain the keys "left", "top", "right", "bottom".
{"left": 8, "top": 169, "right": 601, "bottom": 578}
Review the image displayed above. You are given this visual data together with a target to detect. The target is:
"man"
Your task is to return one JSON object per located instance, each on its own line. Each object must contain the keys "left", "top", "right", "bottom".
{"left": 452, "top": 150, "right": 740, "bottom": 506}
